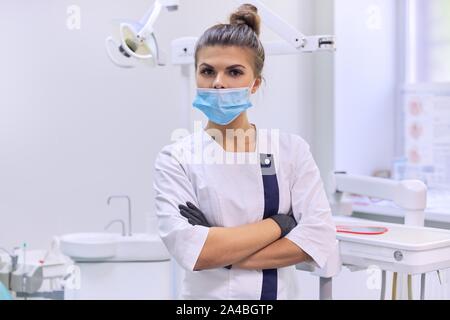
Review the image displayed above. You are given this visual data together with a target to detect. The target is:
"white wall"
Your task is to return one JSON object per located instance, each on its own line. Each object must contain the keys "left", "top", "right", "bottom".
{"left": 310, "top": 0, "right": 398, "bottom": 185}
{"left": 334, "top": 0, "right": 397, "bottom": 175}
{"left": 0, "top": 0, "right": 316, "bottom": 251}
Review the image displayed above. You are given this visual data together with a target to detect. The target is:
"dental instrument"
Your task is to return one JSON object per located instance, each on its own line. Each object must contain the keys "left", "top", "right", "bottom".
{"left": 0, "top": 251, "right": 13, "bottom": 300}
{"left": 22, "top": 243, "right": 27, "bottom": 300}
{"left": 0, "top": 247, "right": 19, "bottom": 292}
{"left": 392, "top": 272, "right": 398, "bottom": 300}
{"left": 381, "top": 270, "right": 386, "bottom": 300}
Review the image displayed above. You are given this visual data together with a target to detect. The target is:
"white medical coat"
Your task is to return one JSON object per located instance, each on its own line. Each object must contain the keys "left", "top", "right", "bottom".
{"left": 153, "top": 127, "right": 336, "bottom": 299}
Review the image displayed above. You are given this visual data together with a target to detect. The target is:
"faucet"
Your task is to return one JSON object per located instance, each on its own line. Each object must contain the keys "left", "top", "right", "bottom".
{"left": 104, "top": 219, "right": 126, "bottom": 237}
{"left": 107, "top": 195, "right": 132, "bottom": 236}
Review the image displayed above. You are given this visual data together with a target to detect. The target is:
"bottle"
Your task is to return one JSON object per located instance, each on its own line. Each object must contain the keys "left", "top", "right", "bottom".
{"left": 392, "top": 157, "right": 407, "bottom": 181}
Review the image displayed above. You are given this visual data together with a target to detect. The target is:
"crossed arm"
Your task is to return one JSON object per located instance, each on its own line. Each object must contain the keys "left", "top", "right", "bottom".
{"left": 232, "top": 237, "right": 312, "bottom": 270}
{"left": 194, "top": 224, "right": 311, "bottom": 271}
{"left": 179, "top": 202, "right": 312, "bottom": 271}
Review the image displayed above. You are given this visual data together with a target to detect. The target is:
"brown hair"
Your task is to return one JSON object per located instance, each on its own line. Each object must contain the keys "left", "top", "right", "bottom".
{"left": 194, "top": 4, "right": 265, "bottom": 79}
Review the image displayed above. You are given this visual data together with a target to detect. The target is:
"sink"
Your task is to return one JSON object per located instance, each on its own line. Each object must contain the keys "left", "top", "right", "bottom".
{"left": 60, "top": 233, "right": 118, "bottom": 261}
{"left": 59, "top": 233, "right": 170, "bottom": 262}
{"left": 115, "top": 233, "right": 170, "bottom": 261}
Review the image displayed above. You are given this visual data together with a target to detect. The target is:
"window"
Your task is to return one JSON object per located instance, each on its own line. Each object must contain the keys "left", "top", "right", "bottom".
{"left": 407, "top": 0, "right": 450, "bottom": 83}
{"left": 401, "top": 1, "right": 450, "bottom": 194}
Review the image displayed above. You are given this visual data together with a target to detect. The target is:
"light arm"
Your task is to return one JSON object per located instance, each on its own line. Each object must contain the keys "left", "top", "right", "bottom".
{"left": 234, "top": 0, "right": 306, "bottom": 48}
{"left": 235, "top": 0, "right": 335, "bottom": 52}
{"left": 138, "top": 0, "right": 180, "bottom": 40}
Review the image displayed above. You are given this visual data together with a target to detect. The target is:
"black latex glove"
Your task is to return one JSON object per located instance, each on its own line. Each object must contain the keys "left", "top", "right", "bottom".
{"left": 268, "top": 213, "right": 297, "bottom": 238}
{"left": 178, "top": 202, "right": 211, "bottom": 227}
{"left": 178, "top": 202, "right": 232, "bottom": 269}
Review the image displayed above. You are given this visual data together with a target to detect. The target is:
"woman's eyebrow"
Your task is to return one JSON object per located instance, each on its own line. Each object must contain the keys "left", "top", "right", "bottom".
{"left": 226, "top": 64, "right": 246, "bottom": 69}
{"left": 198, "top": 63, "right": 246, "bottom": 69}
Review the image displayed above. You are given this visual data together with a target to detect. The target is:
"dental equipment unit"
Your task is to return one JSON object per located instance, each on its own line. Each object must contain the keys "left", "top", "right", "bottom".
{"left": 0, "top": 239, "right": 74, "bottom": 300}
{"left": 297, "top": 172, "right": 450, "bottom": 300}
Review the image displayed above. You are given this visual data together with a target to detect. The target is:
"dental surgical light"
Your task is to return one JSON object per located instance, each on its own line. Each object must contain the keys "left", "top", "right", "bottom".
{"left": 105, "top": 0, "right": 179, "bottom": 68}
{"left": 106, "top": 0, "right": 335, "bottom": 68}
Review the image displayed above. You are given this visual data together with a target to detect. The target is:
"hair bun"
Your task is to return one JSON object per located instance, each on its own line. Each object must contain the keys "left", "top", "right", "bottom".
{"left": 229, "top": 4, "right": 261, "bottom": 36}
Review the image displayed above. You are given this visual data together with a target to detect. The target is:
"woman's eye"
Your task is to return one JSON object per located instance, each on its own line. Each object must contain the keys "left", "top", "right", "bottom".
{"left": 229, "top": 69, "right": 243, "bottom": 77}
{"left": 200, "top": 69, "right": 214, "bottom": 76}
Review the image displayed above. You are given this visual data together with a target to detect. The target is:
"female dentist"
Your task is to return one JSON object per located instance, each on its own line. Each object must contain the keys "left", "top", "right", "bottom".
{"left": 153, "top": 3, "right": 336, "bottom": 300}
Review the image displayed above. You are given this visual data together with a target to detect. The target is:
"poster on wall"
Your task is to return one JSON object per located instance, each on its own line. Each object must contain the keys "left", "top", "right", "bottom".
{"left": 403, "top": 85, "right": 450, "bottom": 189}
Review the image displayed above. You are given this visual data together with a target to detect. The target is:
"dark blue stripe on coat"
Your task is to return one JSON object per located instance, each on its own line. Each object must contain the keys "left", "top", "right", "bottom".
{"left": 260, "top": 154, "right": 279, "bottom": 300}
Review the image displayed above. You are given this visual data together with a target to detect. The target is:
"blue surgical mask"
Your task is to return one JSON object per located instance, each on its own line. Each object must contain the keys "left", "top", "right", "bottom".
{"left": 192, "top": 83, "right": 254, "bottom": 125}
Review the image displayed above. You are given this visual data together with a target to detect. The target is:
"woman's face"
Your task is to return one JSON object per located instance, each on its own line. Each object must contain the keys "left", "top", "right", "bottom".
{"left": 196, "top": 46, "right": 261, "bottom": 93}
